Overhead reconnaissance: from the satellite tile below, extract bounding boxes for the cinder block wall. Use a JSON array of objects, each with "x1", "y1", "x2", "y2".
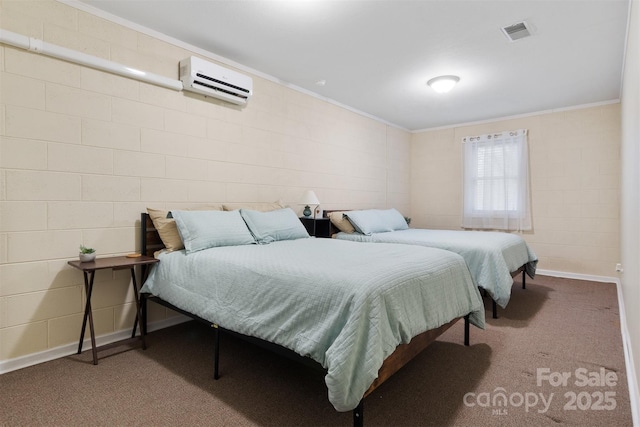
[{"x1": 0, "y1": 0, "x2": 411, "y2": 362}]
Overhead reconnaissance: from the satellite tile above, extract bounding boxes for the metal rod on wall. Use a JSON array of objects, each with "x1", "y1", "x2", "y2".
[{"x1": 0, "y1": 29, "x2": 183, "y2": 91}]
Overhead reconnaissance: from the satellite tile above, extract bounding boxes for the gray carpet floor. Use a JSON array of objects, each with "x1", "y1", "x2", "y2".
[{"x1": 0, "y1": 275, "x2": 633, "y2": 426}]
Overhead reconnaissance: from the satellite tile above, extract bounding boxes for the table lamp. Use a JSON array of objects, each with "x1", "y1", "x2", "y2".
[{"x1": 299, "y1": 190, "x2": 320, "y2": 218}]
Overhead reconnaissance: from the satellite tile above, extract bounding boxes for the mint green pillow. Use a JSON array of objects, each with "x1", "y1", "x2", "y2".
[
  {"x1": 345, "y1": 208, "x2": 408, "y2": 235},
  {"x1": 240, "y1": 208, "x2": 310, "y2": 244},
  {"x1": 172, "y1": 210, "x2": 255, "y2": 253},
  {"x1": 380, "y1": 208, "x2": 409, "y2": 231}
]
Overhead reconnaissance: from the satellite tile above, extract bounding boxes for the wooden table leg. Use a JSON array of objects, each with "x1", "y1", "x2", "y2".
[
  {"x1": 78, "y1": 271, "x2": 98, "y2": 365},
  {"x1": 129, "y1": 268, "x2": 146, "y2": 350}
]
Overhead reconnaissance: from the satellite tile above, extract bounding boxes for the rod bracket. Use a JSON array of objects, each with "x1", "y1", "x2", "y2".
[{"x1": 28, "y1": 37, "x2": 43, "y2": 52}]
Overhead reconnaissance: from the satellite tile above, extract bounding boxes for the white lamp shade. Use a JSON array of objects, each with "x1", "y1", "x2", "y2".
[
  {"x1": 427, "y1": 75, "x2": 460, "y2": 93},
  {"x1": 299, "y1": 190, "x2": 320, "y2": 206}
]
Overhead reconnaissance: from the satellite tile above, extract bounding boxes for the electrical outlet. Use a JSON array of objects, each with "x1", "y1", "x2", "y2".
[{"x1": 615, "y1": 263, "x2": 623, "y2": 273}]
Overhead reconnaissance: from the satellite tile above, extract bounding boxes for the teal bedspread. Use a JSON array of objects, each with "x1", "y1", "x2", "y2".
[
  {"x1": 335, "y1": 229, "x2": 538, "y2": 308},
  {"x1": 141, "y1": 238, "x2": 484, "y2": 412}
]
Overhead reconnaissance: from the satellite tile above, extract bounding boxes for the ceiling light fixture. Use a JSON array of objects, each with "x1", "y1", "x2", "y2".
[{"x1": 427, "y1": 75, "x2": 460, "y2": 93}]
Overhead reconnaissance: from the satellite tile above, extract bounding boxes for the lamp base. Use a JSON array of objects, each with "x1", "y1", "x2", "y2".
[{"x1": 303, "y1": 205, "x2": 312, "y2": 217}]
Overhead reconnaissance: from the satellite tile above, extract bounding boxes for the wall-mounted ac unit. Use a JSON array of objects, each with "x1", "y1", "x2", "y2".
[{"x1": 179, "y1": 56, "x2": 253, "y2": 105}]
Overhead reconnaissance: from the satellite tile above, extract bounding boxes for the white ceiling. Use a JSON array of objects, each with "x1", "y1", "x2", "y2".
[{"x1": 76, "y1": 0, "x2": 630, "y2": 131}]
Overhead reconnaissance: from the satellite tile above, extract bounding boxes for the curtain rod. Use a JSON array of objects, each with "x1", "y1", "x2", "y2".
[{"x1": 462, "y1": 129, "x2": 528, "y2": 143}]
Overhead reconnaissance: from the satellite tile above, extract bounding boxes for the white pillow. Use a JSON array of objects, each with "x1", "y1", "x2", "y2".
[
  {"x1": 240, "y1": 208, "x2": 310, "y2": 244},
  {"x1": 345, "y1": 208, "x2": 408, "y2": 235},
  {"x1": 172, "y1": 210, "x2": 255, "y2": 253}
]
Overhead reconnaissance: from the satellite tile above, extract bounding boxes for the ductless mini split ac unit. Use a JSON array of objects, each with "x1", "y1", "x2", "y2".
[{"x1": 179, "y1": 56, "x2": 253, "y2": 105}]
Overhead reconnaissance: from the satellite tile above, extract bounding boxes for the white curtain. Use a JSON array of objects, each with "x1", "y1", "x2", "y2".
[{"x1": 462, "y1": 129, "x2": 532, "y2": 231}]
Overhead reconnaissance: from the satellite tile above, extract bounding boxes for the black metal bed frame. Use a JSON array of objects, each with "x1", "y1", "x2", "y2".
[{"x1": 139, "y1": 212, "x2": 471, "y2": 427}]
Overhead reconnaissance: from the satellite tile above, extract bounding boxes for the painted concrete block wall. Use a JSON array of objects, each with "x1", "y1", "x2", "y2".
[
  {"x1": 0, "y1": 0, "x2": 411, "y2": 362},
  {"x1": 411, "y1": 103, "x2": 621, "y2": 278}
]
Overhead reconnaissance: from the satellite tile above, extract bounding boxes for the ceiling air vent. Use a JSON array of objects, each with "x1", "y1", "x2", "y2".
[{"x1": 501, "y1": 21, "x2": 532, "y2": 42}]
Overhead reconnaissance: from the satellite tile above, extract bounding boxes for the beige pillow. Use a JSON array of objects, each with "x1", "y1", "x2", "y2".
[
  {"x1": 222, "y1": 201, "x2": 285, "y2": 212},
  {"x1": 147, "y1": 205, "x2": 223, "y2": 251},
  {"x1": 327, "y1": 211, "x2": 355, "y2": 233}
]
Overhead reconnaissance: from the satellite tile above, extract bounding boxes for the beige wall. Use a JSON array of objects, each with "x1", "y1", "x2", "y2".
[
  {"x1": 411, "y1": 103, "x2": 621, "y2": 278},
  {"x1": 620, "y1": 0, "x2": 640, "y2": 404},
  {"x1": 0, "y1": 0, "x2": 411, "y2": 362}
]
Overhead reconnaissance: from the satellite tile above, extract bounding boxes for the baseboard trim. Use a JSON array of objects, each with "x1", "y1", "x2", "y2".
[
  {"x1": 615, "y1": 280, "x2": 640, "y2": 426},
  {"x1": 536, "y1": 269, "x2": 639, "y2": 426},
  {"x1": 0, "y1": 314, "x2": 190, "y2": 375},
  {"x1": 536, "y1": 268, "x2": 619, "y2": 284}
]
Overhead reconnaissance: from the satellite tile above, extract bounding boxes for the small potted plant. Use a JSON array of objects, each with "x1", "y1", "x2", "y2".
[{"x1": 79, "y1": 245, "x2": 96, "y2": 262}]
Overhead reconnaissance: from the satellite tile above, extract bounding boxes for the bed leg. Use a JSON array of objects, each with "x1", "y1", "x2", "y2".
[
  {"x1": 213, "y1": 324, "x2": 220, "y2": 380},
  {"x1": 464, "y1": 315, "x2": 470, "y2": 346},
  {"x1": 353, "y1": 400, "x2": 363, "y2": 427},
  {"x1": 522, "y1": 270, "x2": 526, "y2": 290},
  {"x1": 492, "y1": 300, "x2": 498, "y2": 319}
]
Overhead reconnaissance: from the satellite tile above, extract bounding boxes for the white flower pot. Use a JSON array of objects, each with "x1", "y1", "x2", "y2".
[{"x1": 79, "y1": 252, "x2": 96, "y2": 262}]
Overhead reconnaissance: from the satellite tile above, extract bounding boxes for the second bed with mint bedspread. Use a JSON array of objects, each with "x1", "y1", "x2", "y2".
[{"x1": 335, "y1": 228, "x2": 538, "y2": 308}]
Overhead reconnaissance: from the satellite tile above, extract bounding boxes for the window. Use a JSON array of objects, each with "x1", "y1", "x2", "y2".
[{"x1": 462, "y1": 129, "x2": 531, "y2": 231}]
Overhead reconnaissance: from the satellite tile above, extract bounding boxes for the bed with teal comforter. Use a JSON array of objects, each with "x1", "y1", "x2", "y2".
[
  {"x1": 141, "y1": 237, "x2": 484, "y2": 412},
  {"x1": 334, "y1": 229, "x2": 538, "y2": 309}
]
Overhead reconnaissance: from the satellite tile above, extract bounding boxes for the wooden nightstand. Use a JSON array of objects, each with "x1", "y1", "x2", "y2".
[
  {"x1": 68, "y1": 255, "x2": 159, "y2": 365},
  {"x1": 299, "y1": 217, "x2": 332, "y2": 238}
]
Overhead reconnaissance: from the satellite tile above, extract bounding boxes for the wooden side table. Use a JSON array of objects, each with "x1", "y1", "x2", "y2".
[{"x1": 68, "y1": 255, "x2": 159, "y2": 365}]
